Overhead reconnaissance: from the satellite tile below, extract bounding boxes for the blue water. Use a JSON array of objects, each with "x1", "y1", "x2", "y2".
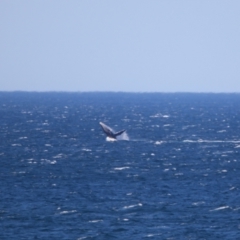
[{"x1": 1, "y1": 92, "x2": 240, "y2": 239}]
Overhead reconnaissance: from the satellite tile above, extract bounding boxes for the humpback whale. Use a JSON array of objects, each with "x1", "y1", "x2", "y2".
[{"x1": 99, "y1": 122, "x2": 126, "y2": 140}]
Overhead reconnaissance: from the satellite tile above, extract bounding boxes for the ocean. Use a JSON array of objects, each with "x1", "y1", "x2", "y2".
[{"x1": 1, "y1": 92, "x2": 240, "y2": 239}]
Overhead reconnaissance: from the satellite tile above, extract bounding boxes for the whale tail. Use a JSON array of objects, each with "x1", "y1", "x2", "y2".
[
  {"x1": 99, "y1": 122, "x2": 126, "y2": 139},
  {"x1": 114, "y1": 130, "x2": 126, "y2": 138}
]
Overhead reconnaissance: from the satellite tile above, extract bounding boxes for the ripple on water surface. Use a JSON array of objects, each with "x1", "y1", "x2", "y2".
[{"x1": 1, "y1": 92, "x2": 240, "y2": 239}]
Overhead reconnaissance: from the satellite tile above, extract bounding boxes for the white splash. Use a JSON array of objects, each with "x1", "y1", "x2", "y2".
[
  {"x1": 116, "y1": 131, "x2": 129, "y2": 141},
  {"x1": 106, "y1": 137, "x2": 117, "y2": 142}
]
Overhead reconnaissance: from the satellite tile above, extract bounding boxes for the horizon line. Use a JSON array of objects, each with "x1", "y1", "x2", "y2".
[{"x1": 0, "y1": 90, "x2": 240, "y2": 94}]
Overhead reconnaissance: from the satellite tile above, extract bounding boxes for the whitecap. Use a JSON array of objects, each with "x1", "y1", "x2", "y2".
[
  {"x1": 82, "y1": 148, "x2": 92, "y2": 152},
  {"x1": 114, "y1": 167, "x2": 130, "y2": 171},
  {"x1": 175, "y1": 173, "x2": 183, "y2": 176},
  {"x1": 184, "y1": 139, "x2": 240, "y2": 143},
  {"x1": 53, "y1": 154, "x2": 63, "y2": 159},
  {"x1": 155, "y1": 141, "x2": 163, "y2": 145},
  {"x1": 151, "y1": 124, "x2": 160, "y2": 128},
  {"x1": 150, "y1": 113, "x2": 162, "y2": 118},
  {"x1": 123, "y1": 203, "x2": 142, "y2": 209},
  {"x1": 11, "y1": 144, "x2": 22, "y2": 146},
  {"x1": 146, "y1": 233, "x2": 162, "y2": 238},
  {"x1": 183, "y1": 140, "x2": 195, "y2": 143},
  {"x1": 89, "y1": 220, "x2": 103, "y2": 223},
  {"x1": 41, "y1": 159, "x2": 57, "y2": 164},
  {"x1": 182, "y1": 125, "x2": 195, "y2": 130},
  {"x1": 59, "y1": 210, "x2": 77, "y2": 214},
  {"x1": 19, "y1": 136, "x2": 28, "y2": 140},
  {"x1": 42, "y1": 130, "x2": 50, "y2": 133},
  {"x1": 218, "y1": 130, "x2": 227, "y2": 133},
  {"x1": 192, "y1": 201, "x2": 205, "y2": 206},
  {"x1": 163, "y1": 163, "x2": 172, "y2": 166},
  {"x1": 210, "y1": 206, "x2": 230, "y2": 211}
]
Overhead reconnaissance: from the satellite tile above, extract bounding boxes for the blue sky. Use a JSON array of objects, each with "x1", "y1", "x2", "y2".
[{"x1": 1, "y1": 1, "x2": 240, "y2": 92}]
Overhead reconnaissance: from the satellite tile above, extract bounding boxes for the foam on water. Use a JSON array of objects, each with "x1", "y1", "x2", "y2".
[{"x1": 105, "y1": 137, "x2": 115, "y2": 142}]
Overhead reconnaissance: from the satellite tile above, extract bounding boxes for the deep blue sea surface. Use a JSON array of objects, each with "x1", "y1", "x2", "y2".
[{"x1": 1, "y1": 92, "x2": 240, "y2": 239}]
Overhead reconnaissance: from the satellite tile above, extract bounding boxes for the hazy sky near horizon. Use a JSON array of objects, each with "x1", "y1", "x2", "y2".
[{"x1": 1, "y1": 1, "x2": 240, "y2": 92}]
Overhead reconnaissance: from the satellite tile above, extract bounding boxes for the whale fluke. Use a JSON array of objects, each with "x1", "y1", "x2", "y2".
[{"x1": 99, "y1": 122, "x2": 126, "y2": 139}]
